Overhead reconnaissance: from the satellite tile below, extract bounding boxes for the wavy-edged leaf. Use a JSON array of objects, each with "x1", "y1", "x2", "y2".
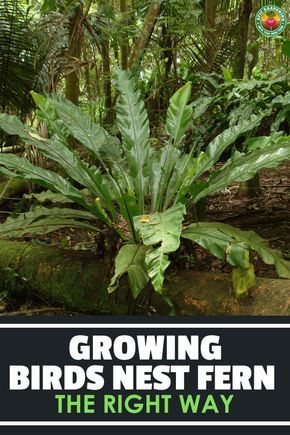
[
  {"x1": 153, "y1": 83, "x2": 193, "y2": 211},
  {"x1": 108, "y1": 244, "x2": 149, "y2": 299},
  {"x1": 134, "y1": 203, "x2": 186, "y2": 293},
  {"x1": 0, "y1": 154, "x2": 91, "y2": 210},
  {"x1": 163, "y1": 154, "x2": 198, "y2": 209},
  {"x1": 35, "y1": 95, "x2": 140, "y2": 235},
  {"x1": 232, "y1": 264, "x2": 256, "y2": 297},
  {"x1": 0, "y1": 113, "x2": 30, "y2": 137},
  {"x1": 150, "y1": 146, "x2": 180, "y2": 211},
  {"x1": 0, "y1": 113, "x2": 135, "y2": 239},
  {"x1": 113, "y1": 69, "x2": 150, "y2": 214},
  {"x1": 32, "y1": 92, "x2": 110, "y2": 157},
  {"x1": 171, "y1": 153, "x2": 205, "y2": 207},
  {"x1": 193, "y1": 142, "x2": 290, "y2": 203},
  {"x1": 244, "y1": 133, "x2": 284, "y2": 152},
  {"x1": 182, "y1": 222, "x2": 249, "y2": 268},
  {"x1": 24, "y1": 190, "x2": 74, "y2": 204},
  {"x1": 0, "y1": 113, "x2": 117, "y2": 221},
  {"x1": 0, "y1": 207, "x2": 99, "y2": 238},
  {"x1": 194, "y1": 112, "x2": 270, "y2": 179},
  {"x1": 165, "y1": 82, "x2": 192, "y2": 147},
  {"x1": 32, "y1": 93, "x2": 131, "y2": 208},
  {"x1": 182, "y1": 222, "x2": 290, "y2": 279}
]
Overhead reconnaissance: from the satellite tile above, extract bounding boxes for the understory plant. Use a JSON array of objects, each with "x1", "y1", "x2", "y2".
[
  {"x1": 190, "y1": 68, "x2": 290, "y2": 152},
  {"x1": 0, "y1": 70, "x2": 289, "y2": 303}
]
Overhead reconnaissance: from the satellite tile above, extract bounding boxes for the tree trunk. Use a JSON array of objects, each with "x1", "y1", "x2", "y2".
[
  {"x1": 159, "y1": 22, "x2": 173, "y2": 110},
  {"x1": 245, "y1": 0, "x2": 260, "y2": 78},
  {"x1": 83, "y1": 41, "x2": 92, "y2": 101},
  {"x1": 65, "y1": 5, "x2": 84, "y2": 105},
  {"x1": 204, "y1": 0, "x2": 218, "y2": 66},
  {"x1": 101, "y1": 39, "x2": 114, "y2": 125},
  {"x1": 128, "y1": 0, "x2": 164, "y2": 69},
  {"x1": 0, "y1": 241, "x2": 289, "y2": 316},
  {"x1": 232, "y1": 0, "x2": 261, "y2": 195},
  {"x1": 232, "y1": 0, "x2": 252, "y2": 79},
  {"x1": 119, "y1": 0, "x2": 129, "y2": 69}
]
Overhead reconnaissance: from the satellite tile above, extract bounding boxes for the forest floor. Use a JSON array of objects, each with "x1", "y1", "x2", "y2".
[
  {"x1": 192, "y1": 161, "x2": 290, "y2": 278},
  {"x1": 0, "y1": 162, "x2": 289, "y2": 315},
  {"x1": 42, "y1": 161, "x2": 290, "y2": 279}
]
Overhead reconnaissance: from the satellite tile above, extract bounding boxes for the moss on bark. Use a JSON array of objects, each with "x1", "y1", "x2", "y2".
[
  {"x1": 0, "y1": 241, "x2": 289, "y2": 315},
  {"x1": 168, "y1": 271, "x2": 290, "y2": 316},
  {"x1": 0, "y1": 240, "x2": 121, "y2": 313}
]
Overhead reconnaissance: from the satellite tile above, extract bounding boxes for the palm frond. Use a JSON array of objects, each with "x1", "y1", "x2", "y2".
[{"x1": 0, "y1": 0, "x2": 40, "y2": 114}]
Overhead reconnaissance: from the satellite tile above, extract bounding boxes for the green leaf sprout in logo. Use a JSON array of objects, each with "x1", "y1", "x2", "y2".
[{"x1": 256, "y1": 5, "x2": 287, "y2": 37}]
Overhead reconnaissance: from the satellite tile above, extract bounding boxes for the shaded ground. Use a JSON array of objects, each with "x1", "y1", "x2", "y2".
[
  {"x1": 19, "y1": 162, "x2": 290, "y2": 281},
  {"x1": 0, "y1": 163, "x2": 289, "y2": 315},
  {"x1": 11, "y1": 163, "x2": 290, "y2": 278},
  {"x1": 189, "y1": 162, "x2": 290, "y2": 278}
]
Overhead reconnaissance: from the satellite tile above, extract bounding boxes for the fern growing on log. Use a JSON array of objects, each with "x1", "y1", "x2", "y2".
[{"x1": 0, "y1": 70, "x2": 289, "y2": 302}]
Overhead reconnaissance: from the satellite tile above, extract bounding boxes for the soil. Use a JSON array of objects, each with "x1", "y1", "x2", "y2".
[
  {"x1": 11, "y1": 162, "x2": 290, "y2": 279},
  {"x1": 36, "y1": 162, "x2": 290, "y2": 279},
  {"x1": 0, "y1": 163, "x2": 289, "y2": 315},
  {"x1": 188, "y1": 162, "x2": 290, "y2": 278}
]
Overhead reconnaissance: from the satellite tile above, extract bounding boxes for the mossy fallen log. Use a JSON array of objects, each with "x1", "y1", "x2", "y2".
[
  {"x1": 0, "y1": 240, "x2": 125, "y2": 314},
  {"x1": 169, "y1": 271, "x2": 290, "y2": 316},
  {"x1": 0, "y1": 240, "x2": 289, "y2": 315}
]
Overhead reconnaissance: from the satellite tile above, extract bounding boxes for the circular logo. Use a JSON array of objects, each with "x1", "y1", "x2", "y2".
[{"x1": 256, "y1": 5, "x2": 287, "y2": 37}]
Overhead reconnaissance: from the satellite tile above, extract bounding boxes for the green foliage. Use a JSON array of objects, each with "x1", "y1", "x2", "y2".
[
  {"x1": 182, "y1": 222, "x2": 290, "y2": 281},
  {"x1": 232, "y1": 265, "x2": 255, "y2": 297},
  {"x1": 153, "y1": 81, "x2": 194, "y2": 211},
  {"x1": 165, "y1": 82, "x2": 193, "y2": 146},
  {"x1": 0, "y1": 70, "x2": 289, "y2": 301},
  {"x1": 282, "y1": 40, "x2": 290, "y2": 58},
  {"x1": 193, "y1": 113, "x2": 270, "y2": 179},
  {"x1": 193, "y1": 142, "x2": 290, "y2": 203},
  {"x1": 191, "y1": 69, "x2": 290, "y2": 152},
  {"x1": 222, "y1": 67, "x2": 233, "y2": 83},
  {"x1": 41, "y1": 0, "x2": 83, "y2": 13},
  {"x1": 113, "y1": 70, "x2": 150, "y2": 215},
  {"x1": 0, "y1": 0, "x2": 40, "y2": 114},
  {"x1": 134, "y1": 203, "x2": 186, "y2": 293},
  {"x1": 0, "y1": 267, "x2": 29, "y2": 299},
  {"x1": 0, "y1": 151, "x2": 93, "y2": 212},
  {"x1": 24, "y1": 190, "x2": 74, "y2": 204},
  {"x1": 0, "y1": 207, "x2": 99, "y2": 238},
  {"x1": 31, "y1": 92, "x2": 115, "y2": 159},
  {"x1": 108, "y1": 244, "x2": 149, "y2": 299}
]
